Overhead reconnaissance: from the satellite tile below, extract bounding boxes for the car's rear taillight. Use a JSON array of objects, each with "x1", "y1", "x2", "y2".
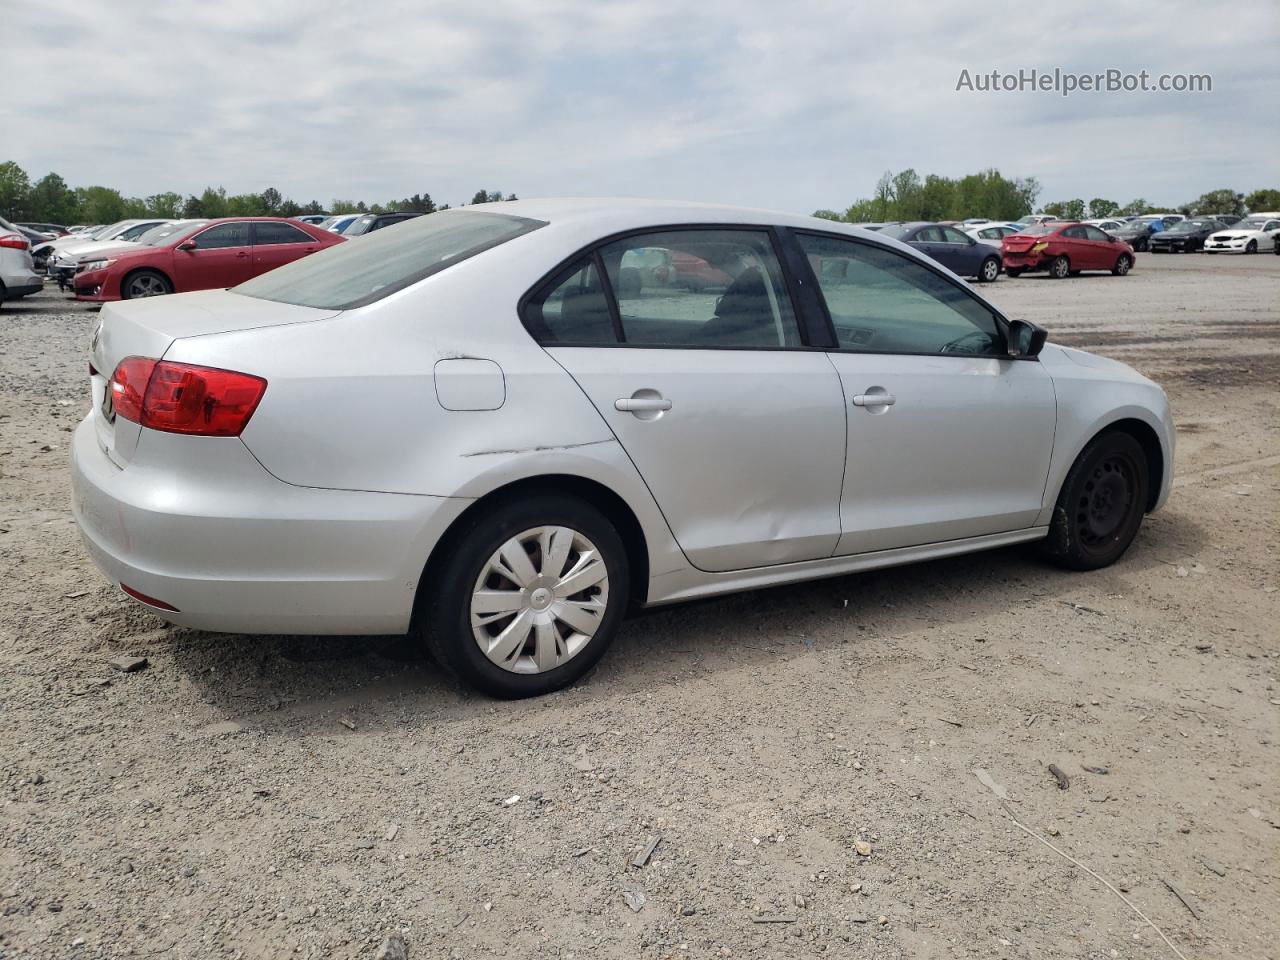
[
  {"x1": 108, "y1": 357, "x2": 267, "y2": 437},
  {"x1": 0, "y1": 234, "x2": 30, "y2": 250}
]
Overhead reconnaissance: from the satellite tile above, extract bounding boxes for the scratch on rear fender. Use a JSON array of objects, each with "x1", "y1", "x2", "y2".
[{"x1": 461, "y1": 439, "x2": 613, "y2": 458}]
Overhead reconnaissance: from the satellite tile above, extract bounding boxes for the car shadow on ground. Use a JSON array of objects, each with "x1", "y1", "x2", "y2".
[{"x1": 164, "y1": 506, "x2": 1207, "y2": 733}]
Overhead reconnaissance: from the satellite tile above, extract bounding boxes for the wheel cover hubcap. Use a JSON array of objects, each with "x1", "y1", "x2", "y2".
[{"x1": 470, "y1": 525, "x2": 609, "y2": 675}]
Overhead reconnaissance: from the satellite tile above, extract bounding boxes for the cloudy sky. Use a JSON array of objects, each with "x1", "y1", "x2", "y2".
[{"x1": 9, "y1": 0, "x2": 1278, "y2": 213}]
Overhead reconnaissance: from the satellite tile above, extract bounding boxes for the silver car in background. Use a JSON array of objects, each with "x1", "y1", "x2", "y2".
[
  {"x1": 1, "y1": 215, "x2": 43, "y2": 304},
  {"x1": 71, "y1": 200, "x2": 1174, "y2": 698}
]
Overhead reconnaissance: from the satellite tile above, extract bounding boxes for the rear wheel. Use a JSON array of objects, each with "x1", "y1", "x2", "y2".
[
  {"x1": 1039, "y1": 431, "x2": 1149, "y2": 570},
  {"x1": 977, "y1": 257, "x2": 1000, "y2": 282},
  {"x1": 419, "y1": 495, "x2": 629, "y2": 698},
  {"x1": 1049, "y1": 255, "x2": 1071, "y2": 279},
  {"x1": 121, "y1": 269, "x2": 172, "y2": 299},
  {"x1": 1112, "y1": 254, "x2": 1132, "y2": 276}
]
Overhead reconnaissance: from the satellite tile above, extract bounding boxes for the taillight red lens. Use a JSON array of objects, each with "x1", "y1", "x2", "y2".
[
  {"x1": 0, "y1": 234, "x2": 30, "y2": 250},
  {"x1": 107, "y1": 357, "x2": 266, "y2": 437},
  {"x1": 109, "y1": 357, "x2": 157, "y2": 424}
]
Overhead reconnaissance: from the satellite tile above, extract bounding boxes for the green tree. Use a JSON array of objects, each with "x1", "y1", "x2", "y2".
[
  {"x1": 1043, "y1": 199, "x2": 1085, "y2": 220},
  {"x1": 146, "y1": 192, "x2": 184, "y2": 218},
  {"x1": 301, "y1": 200, "x2": 326, "y2": 215},
  {"x1": 1087, "y1": 198, "x2": 1119, "y2": 218},
  {"x1": 121, "y1": 197, "x2": 151, "y2": 218},
  {"x1": 1186, "y1": 189, "x2": 1244, "y2": 217},
  {"x1": 29, "y1": 172, "x2": 80, "y2": 224},
  {"x1": 1119, "y1": 198, "x2": 1155, "y2": 216},
  {"x1": 0, "y1": 161, "x2": 33, "y2": 219},
  {"x1": 1244, "y1": 188, "x2": 1280, "y2": 212},
  {"x1": 226, "y1": 193, "x2": 267, "y2": 216},
  {"x1": 260, "y1": 187, "x2": 282, "y2": 213},
  {"x1": 198, "y1": 187, "x2": 229, "y2": 218},
  {"x1": 470, "y1": 190, "x2": 491, "y2": 205},
  {"x1": 181, "y1": 194, "x2": 205, "y2": 217},
  {"x1": 812, "y1": 209, "x2": 844, "y2": 221},
  {"x1": 329, "y1": 199, "x2": 360, "y2": 214},
  {"x1": 76, "y1": 186, "x2": 126, "y2": 224}
]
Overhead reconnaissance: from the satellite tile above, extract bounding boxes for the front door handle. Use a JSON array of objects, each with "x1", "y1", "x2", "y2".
[
  {"x1": 235, "y1": 251, "x2": 249, "y2": 258},
  {"x1": 852, "y1": 393, "x2": 896, "y2": 407},
  {"x1": 615, "y1": 397, "x2": 672, "y2": 413}
]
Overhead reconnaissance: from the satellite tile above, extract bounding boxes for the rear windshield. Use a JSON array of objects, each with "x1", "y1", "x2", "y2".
[{"x1": 233, "y1": 210, "x2": 545, "y2": 309}]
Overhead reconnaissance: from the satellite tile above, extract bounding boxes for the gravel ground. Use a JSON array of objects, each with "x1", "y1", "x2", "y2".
[{"x1": 1, "y1": 254, "x2": 1278, "y2": 960}]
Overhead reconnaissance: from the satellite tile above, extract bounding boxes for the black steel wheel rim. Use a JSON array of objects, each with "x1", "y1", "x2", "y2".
[{"x1": 1076, "y1": 454, "x2": 1137, "y2": 547}]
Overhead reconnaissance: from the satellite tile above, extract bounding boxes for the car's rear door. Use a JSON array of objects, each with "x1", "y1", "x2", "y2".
[
  {"x1": 529, "y1": 226, "x2": 847, "y2": 572},
  {"x1": 792, "y1": 230, "x2": 1056, "y2": 554},
  {"x1": 251, "y1": 221, "x2": 321, "y2": 276},
  {"x1": 173, "y1": 221, "x2": 254, "y2": 291}
]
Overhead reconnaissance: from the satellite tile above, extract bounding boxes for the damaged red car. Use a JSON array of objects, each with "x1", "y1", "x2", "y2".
[{"x1": 1001, "y1": 222, "x2": 1135, "y2": 279}]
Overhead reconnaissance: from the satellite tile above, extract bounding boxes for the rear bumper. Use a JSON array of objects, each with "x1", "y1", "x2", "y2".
[
  {"x1": 70, "y1": 415, "x2": 470, "y2": 634},
  {"x1": 1, "y1": 280, "x2": 43, "y2": 300},
  {"x1": 1001, "y1": 252, "x2": 1048, "y2": 270}
]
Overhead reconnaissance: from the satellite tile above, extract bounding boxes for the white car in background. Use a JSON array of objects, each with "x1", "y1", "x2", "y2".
[
  {"x1": 1084, "y1": 219, "x2": 1126, "y2": 235},
  {"x1": 71, "y1": 199, "x2": 1175, "y2": 698},
  {"x1": 962, "y1": 221, "x2": 1023, "y2": 249},
  {"x1": 32, "y1": 220, "x2": 166, "y2": 270},
  {"x1": 1203, "y1": 215, "x2": 1280, "y2": 254}
]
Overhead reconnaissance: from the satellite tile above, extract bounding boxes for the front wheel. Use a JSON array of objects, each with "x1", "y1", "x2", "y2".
[
  {"x1": 1134, "y1": 238, "x2": 1148, "y2": 252},
  {"x1": 1112, "y1": 255, "x2": 1132, "y2": 276},
  {"x1": 419, "y1": 495, "x2": 630, "y2": 698},
  {"x1": 1039, "y1": 431, "x2": 1149, "y2": 570},
  {"x1": 121, "y1": 269, "x2": 172, "y2": 299},
  {"x1": 1049, "y1": 255, "x2": 1071, "y2": 279},
  {"x1": 1004, "y1": 267, "x2": 1024, "y2": 278},
  {"x1": 1246, "y1": 240, "x2": 1257, "y2": 254},
  {"x1": 977, "y1": 257, "x2": 1000, "y2": 282}
]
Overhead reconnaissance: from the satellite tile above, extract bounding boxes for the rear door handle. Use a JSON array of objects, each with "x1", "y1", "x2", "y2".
[
  {"x1": 615, "y1": 397, "x2": 672, "y2": 412},
  {"x1": 852, "y1": 393, "x2": 896, "y2": 407},
  {"x1": 235, "y1": 251, "x2": 249, "y2": 258}
]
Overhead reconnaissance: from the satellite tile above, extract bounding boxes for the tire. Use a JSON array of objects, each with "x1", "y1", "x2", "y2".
[
  {"x1": 1134, "y1": 238, "x2": 1148, "y2": 252},
  {"x1": 1246, "y1": 240, "x2": 1257, "y2": 254},
  {"x1": 1039, "y1": 431, "x2": 1150, "y2": 571},
  {"x1": 977, "y1": 257, "x2": 1000, "y2": 282},
  {"x1": 419, "y1": 494, "x2": 630, "y2": 698},
  {"x1": 1005, "y1": 267, "x2": 1024, "y2": 278},
  {"x1": 121, "y1": 269, "x2": 172, "y2": 299},
  {"x1": 1049, "y1": 255, "x2": 1070, "y2": 279},
  {"x1": 1111, "y1": 255, "x2": 1132, "y2": 276}
]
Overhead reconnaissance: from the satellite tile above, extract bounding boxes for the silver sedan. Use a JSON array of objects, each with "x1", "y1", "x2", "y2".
[{"x1": 71, "y1": 199, "x2": 1174, "y2": 697}]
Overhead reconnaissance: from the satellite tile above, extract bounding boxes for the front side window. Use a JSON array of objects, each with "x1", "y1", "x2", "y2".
[
  {"x1": 235, "y1": 210, "x2": 543, "y2": 310},
  {"x1": 1082, "y1": 225, "x2": 1110, "y2": 242},
  {"x1": 254, "y1": 222, "x2": 314, "y2": 245},
  {"x1": 598, "y1": 229, "x2": 800, "y2": 348},
  {"x1": 797, "y1": 233, "x2": 1003, "y2": 357},
  {"x1": 194, "y1": 222, "x2": 251, "y2": 249}
]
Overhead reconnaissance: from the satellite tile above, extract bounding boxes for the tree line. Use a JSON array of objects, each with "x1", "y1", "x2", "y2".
[
  {"x1": 0, "y1": 161, "x2": 516, "y2": 225},
  {"x1": 814, "y1": 167, "x2": 1280, "y2": 224}
]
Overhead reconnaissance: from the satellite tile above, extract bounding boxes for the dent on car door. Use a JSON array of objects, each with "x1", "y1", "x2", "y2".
[
  {"x1": 528, "y1": 227, "x2": 847, "y2": 572},
  {"x1": 793, "y1": 232, "x2": 1057, "y2": 554}
]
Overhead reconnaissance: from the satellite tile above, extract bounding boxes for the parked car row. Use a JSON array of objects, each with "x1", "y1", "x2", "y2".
[{"x1": 0, "y1": 215, "x2": 44, "y2": 305}]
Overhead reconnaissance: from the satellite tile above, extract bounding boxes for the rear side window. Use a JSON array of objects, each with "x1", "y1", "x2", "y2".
[
  {"x1": 195, "y1": 223, "x2": 251, "y2": 249},
  {"x1": 254, "y1": 222, "x2": 314, "y2": 245},
  {"x1": 525, "y1": 259, "x2": 616, "y2": 344},
  {"x1": 234, "y1": 211, "x2": 545, "y2": 310}
]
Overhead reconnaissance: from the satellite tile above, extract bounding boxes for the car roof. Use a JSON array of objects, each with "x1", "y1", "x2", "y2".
[{"x1": 473, "y1": 197, "x2": 914, "y2": 237}]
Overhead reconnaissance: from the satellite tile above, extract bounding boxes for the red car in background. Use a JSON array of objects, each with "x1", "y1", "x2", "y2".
[
  {"x1": 1001, "y1": 221, "x2": 1135, "y2": 279},
  {"x1": 73, "y1": 218, "x2": 344, "y2": 301}
]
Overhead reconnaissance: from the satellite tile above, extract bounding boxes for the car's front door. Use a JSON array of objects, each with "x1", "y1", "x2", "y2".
[
  {"x1": 1080, "y1": 224, "x2": 1117, "y2": 268},
  {"x1": 174, "y1": 221, "x2": 255, "y2": 290},
  {"x1": 528, "y1": 227, "x2": 847, "y2": 572},
  {"x1": 793, "y1": 231, "x2": 1057, "y2": 555},
  {"x1": 937, "y1": 225, "x2": 983, "y2": 276},
  {"x1": 251, "y1": 221, "x2": 320, "y2": 276}
]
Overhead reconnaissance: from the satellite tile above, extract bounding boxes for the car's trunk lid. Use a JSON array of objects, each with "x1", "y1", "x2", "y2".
[
  {"x1": 1002, "y1": 236, "x2": 1040, "y2": 253},
  {"x1": 89, "y1": 290, "x2": 340, "y2": 467}
]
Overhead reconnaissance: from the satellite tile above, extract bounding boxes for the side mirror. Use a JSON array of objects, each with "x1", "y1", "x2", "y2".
[
  {"x1": 1006, "y1": 319, "x2": 1048, "y2": 359},
  {"x1": 177, "y1": 240, "x2": 197, "y2": 251}
]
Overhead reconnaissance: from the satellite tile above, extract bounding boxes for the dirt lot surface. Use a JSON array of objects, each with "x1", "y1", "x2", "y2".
[{"x1": 2, "y1": 254, "x2": 1277, "y2": 960}]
